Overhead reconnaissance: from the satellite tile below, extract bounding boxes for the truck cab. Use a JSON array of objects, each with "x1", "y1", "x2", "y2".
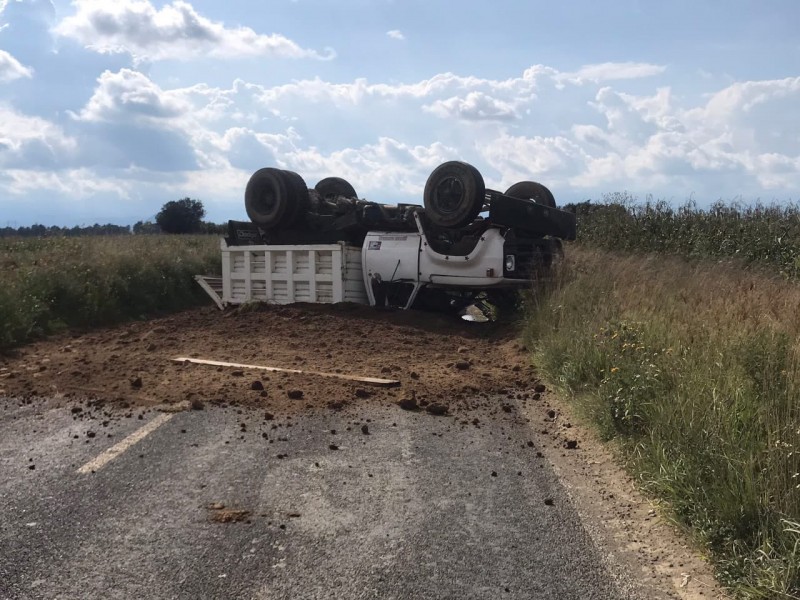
[{"x1": 363, "y1": 211, "x2": 555, "y2": 310}]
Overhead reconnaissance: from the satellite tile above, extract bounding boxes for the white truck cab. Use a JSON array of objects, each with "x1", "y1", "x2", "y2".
[{"x1": 363, "y1": 212, "x2": 527, "y2": 310}]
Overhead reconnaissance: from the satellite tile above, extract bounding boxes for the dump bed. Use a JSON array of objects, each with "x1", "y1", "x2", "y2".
[{"x1": 219, "y1": 238, "x2": 368, "y2": 306}]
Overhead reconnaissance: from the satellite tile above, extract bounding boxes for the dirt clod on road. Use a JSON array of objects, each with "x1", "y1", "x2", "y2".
[{"x1": 208, "y1": 506, "x2": 251, "y2": 524}]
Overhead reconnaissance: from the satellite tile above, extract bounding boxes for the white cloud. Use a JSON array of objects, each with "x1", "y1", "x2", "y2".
[
  {"x1": 588, "y1": 87, "x2": 659, "y2": 149},
  {"x1": 685, "y1": 77, "x2": 800, "y2": 157},
  {"x1": 562, "y1": 77, "x2": 800, "y2": 194},
  {"x1": 699, "y1": 77, "x2": 800, "y2": 116},
  {"x1": 74, "y1": 68, "x2": 191, "y2": 123},
  {"x1": 386, "y1": 29, "x2": 404, "y2": 41},
  {"x1": 745, "y1": 153, "x2": 800, "y2": 190},
  {"x1": 254, "y1": 70, "x2": 539, "y2": 106},
  {"x1": 0, "y1": 106, "x2": 76, "y2": 167},
  {"x1": 556, "y1": 61, "x2": 667, "y2": 85},
  {"x1": 211, "y1": 126, "x2": 300, "y2": 171},
  {"x1": 682, "y1": 77, "x2": 800, "y2": 189},
  {"x1": 424, "y1": 91, "x2": 520, "y2": 121},
  {"x1": 0, "y1": 167, "x2": 128, "y2": 197},
  {"x1": 281, "y1": 137, "x2": 458, "y2": 197},
  {"x1": 244, "y1": 63, "x2": 665, "y2": 131},
  {"x1": 479, "y1": 133, "x2": 588, "y2": 189},
  {"x1": 0, "y1": 49, "x2": 33, "y2": 81},
  {"x1": 54, "y1": 0, "x2": 335, "y2": 62}
]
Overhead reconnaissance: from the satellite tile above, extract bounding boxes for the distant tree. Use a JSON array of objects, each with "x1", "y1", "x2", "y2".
[
  {"x1": 199, "y1": 221, "x2": 227, "y2": 235},
  {"x1": 0, "y1": 223, "x2": 130, "y2": 238},
  {"x1": 155, "y1": 198, "x2": 206, "y2": 234},
  {"x1": 133, "y1": 220, "x2": 161, "y2": 235}
]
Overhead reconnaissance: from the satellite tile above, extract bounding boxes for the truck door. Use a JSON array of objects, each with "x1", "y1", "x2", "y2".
[{"x1": 362, "y1": 232, "x2": 422, "y2": 308}]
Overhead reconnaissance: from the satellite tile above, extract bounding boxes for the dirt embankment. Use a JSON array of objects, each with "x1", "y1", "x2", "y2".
[{"x1": 0, "y1": 303, "x2": 537, "y2": 415}]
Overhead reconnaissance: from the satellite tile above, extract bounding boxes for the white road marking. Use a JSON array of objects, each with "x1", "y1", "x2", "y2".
[{"x1": 77, "y1": 412, "x2": 174, "y2": 474}]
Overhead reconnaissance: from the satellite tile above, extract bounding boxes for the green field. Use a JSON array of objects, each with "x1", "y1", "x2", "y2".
[
  {"x1": 0, "y1": 234, "x2": 220, "y2": 352},
  {"x1": 571, "y1": 198, "x2": 800, "y2": 277}
]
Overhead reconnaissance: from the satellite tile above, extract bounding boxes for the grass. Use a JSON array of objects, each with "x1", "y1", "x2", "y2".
[
  {"x1": 524, "y1": 246, "x2": 800, "y2": 598},
  {"x1": 0, "y1": 235, "x2": 220, "y2": 352}
]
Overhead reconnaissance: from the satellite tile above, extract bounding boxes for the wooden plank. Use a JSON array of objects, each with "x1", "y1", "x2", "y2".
[
  {"x1": 172, "y1": 357, "x2": 401, "y2": 388},
  {"x1": 194, "y1": 275, "x2": 225, "y2": 311}
]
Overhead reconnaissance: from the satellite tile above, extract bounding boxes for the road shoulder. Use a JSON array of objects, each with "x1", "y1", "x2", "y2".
[{"x1": 522, "y1": 388, "x2": 728, "y2": 600}]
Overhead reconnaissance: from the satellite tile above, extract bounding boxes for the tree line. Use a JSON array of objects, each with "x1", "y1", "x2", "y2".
[{"x1": 1, "y1": 198, "x2": 227, "y2": 237}]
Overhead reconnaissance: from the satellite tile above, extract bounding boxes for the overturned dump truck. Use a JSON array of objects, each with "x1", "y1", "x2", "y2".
[{"x1": 199, "y1": 161, "x2": 576, "y2": 312}]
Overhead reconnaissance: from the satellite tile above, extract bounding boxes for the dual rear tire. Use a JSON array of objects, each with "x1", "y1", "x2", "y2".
[
  {"x1": 244, "y1": 168, "x2": 310, "y2": 229},
  {"x1": 245, "y1": 171, "x2": 362, "y2": 230},
  {"x1": 421, "y1": 162, "x2": 557, "y2": 228},
  {"x1": 315, "y1": 177, "x2": 357, "y2": 200},
  {"x1": 504, "y1": 181, "x2": 556, "y2": 208}
]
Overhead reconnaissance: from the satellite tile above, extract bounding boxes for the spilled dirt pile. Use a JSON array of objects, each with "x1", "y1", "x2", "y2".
[{"x1": 0, "y1": 303, "x2": 540, "y2": 416}]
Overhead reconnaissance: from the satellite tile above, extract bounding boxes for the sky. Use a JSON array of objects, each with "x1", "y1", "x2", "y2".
[{"x1": 0, "y1": 0, "x2": 798, "y2": 227}]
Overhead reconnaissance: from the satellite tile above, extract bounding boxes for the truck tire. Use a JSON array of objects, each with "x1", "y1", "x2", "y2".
[
  {"x1": 505, "y1": 181, "x2": 556, "y2": 208},
  {"x1": 281, "y1": 169, "x2": 310, "y2": 226},
  {"x1": 245, "y1": 168, "x2": 292, "y2": 229},
  {"x1": 315, "y1": 177, "x2": 358, "y2": 199},
  {"x1": 424, "y1": 161, "x2": 485, "y2": 228}
]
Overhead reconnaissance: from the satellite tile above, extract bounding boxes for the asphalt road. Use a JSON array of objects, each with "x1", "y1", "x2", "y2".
[{"x1": 0, "y1": 395, "x2": 629, "y2": 600}]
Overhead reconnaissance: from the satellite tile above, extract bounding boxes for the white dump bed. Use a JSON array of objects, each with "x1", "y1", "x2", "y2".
[{"x1": 220, "y1": 239, "x2": 368, "y2": 306}]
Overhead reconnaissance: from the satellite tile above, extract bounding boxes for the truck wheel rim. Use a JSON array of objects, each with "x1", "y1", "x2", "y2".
[
  {"x1": 432, "y1": 176, "x2": 465, "y2": 215},
  {"x1": 255, "y1": 187, "x2": 279, "y2": 219}
]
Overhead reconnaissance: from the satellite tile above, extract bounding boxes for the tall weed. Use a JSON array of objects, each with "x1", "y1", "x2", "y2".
[
  {"x1": 526, "y1": 247, "x2": 800, "y2": 598},
  {"x1": 0, "y1": 235, "x2": 220, "y2": 351}
]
